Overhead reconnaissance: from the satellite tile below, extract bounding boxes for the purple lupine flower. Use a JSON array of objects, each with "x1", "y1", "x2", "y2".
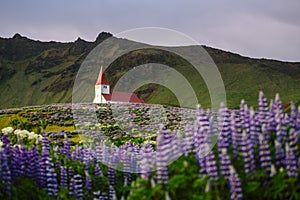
[
  {"x1": 243, "y1": 104, "x2": 251, "y2": 135},
  {"x1": 272, "y1": 93, "x2": 284, "y2": 117},
  {"x1": 298, "y1": 158, "x2": 300, "y2": 172},
  {"x1": 93, "y1": 190, "x2": 101, "y2": 200},
  {"x1": 28, "y1": 146, "x2": 40, "y2": 183},
  {"x1": 126, "y1": 142, "x2": 140, "y2": 174},
  {"x1": 285, "y1": 143, "x2": 298, "y2": 177},
  {"x1": 249, "y1": 108, "x2": 259, "y2": 146},
  {"x1": 95, "y1": 141, "x2": 110, "y2": 165},
  {"x1": 258, "y1": 91, "x2": 269, "y2": 125},
  {"x1": 275, "y1": 112, "x2": 288, "y2": 144},
  {"x1": 288, "y1": 128, "x2": 298, "y2": 157},
  {"x1": 195, "y1": 105, "x2": 210, "y2": 134},
  {"x1": 109, "y1": 185, "x2": 116, "y2": 200},
  {"x1": 46, "y1": 158, "x2": 59, "y2": 197},
  {"x1": 83, "y1": 147, "x2": 93, "y2": 170},
  {"x1": 121, "y1": 144, "x2": 132, "y2": 186},
  {"x1": 275, "y1": 140, "x2": 285, "y2": 167},
  {"x1": 218, "y1": 102, "x2": 231, "y2": 151},
  {"x1": 95, "y1": 143, "x2": 104, "y2": 163},
  {"x1": 39, "y1": 137, "x2": 51, "y2": 188},
  {"x1": 42, "y1": 137, "x2": 50, "y2": 152},
  {"x1": 266, "y1": 112, "x2": 277, "y2": 133},
  {"x1": 0, "y1": 150, "x2": 12, "y2": 197},
  {"x1": 68, "y1": 166, "x2": 74, "y2": 192},
  {"x1": 71, "y1": 174, "x2": 83, "y2": 200},
  {"x1": 68, "y1": 172, "x2": 74, "y2": 197},
  {"x1": 63, "y1": 139, "x2": 71, "y2": 158},
  {"x1": 107, "y1": 145, "x2": 119, "y2": 187},
  {"x1": 100, "y1": 195, "x2": 109, "y2": 200},
  {"x1": 60, "y1": 166, "x2": 68, "y2": 188},
  {"x1": 84, "y1": 170, "x2": 92, "y2": 191},
  {"x1": 12, "y1": 145, "x2": 22, "y2": 183},
  {"x1": 170, "y1": 131, "x2": 184, "y2": 162},
  {"x1": 55, "y1": 158, "x2": 61, "y2": 175},
  {"x1": 230, "y1": 112, "x2": 239, "y2": 158},
  {"x1": 289, "y1": 102, "x2": 297, "y2": 129},
  {"x1": 296, "y1": 106, "x2": 300, "y2": 131},
  {"x1": 94, "y1": 163, "x2": 103, "y2": 177},
  {"x1": 72, "y1": 145, "x2": 84, "y2": 162},
  {"x1": 0, "y1": 150, "x2": 3, "y2": 178},
  {"x1": 239, "y1": 100, "x2": 246, "y2": 128},
  {"x1": 183, "y1": 125, "x2": 194, "y2": 156},
  {"x1": 231, "y1": 112, "x2": 241, "y2": 158},
  {"x1": 2, "y1": 134, "x2": 14, "y2": 184},
  {"x1": 20, "y1": 146, "x2": 29, "y2": 178},
  {"x1": 156, "y1": 127, "x2": 173, "y2": 185},
  {"x1": 259, "y1": 131, "x2": 272, "y2": 176},
  {"x1": 2, "y1": 134, "x2": 13, "y2": 163},
  {"x1": 262, "y1": 123, "x2": 271, "y2": 143},
  {"x1": 194, "y1": 105, "x2": 209, "y2": 176},
  {"x1": 219, "y1": 147, "x2": 231, "y2": 180},
  {"x1": 107, "y1": 149, "x2": 116, "y2": 185},
  {"x1": 204, "y1": 144, "x2": 218, "y2": 181},
  {"x1": 241, "y1": 131, "x2": 255, "y2": 175},
  {"x1": 229, "y1": 166, "x2": 243, "y2": 200},
  {"x1": 140, "y1": 143, "x2": 154, "y2": 180}
]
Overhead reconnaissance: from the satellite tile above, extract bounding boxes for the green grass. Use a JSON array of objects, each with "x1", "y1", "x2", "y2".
[
  {"x1": 70, "y1": 134, "x2": 93, "y2": 143},
  {"x1": 1, "y1": 36, "x2": 300, "y2": 109},
  {"x1": 45, "y1": 125, "x2": 75, "y2": 132},
  {"x1": 0, "y1": 113, "x2": 75, "y2": 133},
  {"x1": 0, "y1": 114, "x2": 15, "y2": 130}
]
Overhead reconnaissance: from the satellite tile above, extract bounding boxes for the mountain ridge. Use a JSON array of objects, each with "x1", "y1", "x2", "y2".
[
  {"x1": 0, "y1": 32, "x2": 300, "y2": 109},
  {"x1": 3, "y1": 32, "x2": 300, "y2": 63}
]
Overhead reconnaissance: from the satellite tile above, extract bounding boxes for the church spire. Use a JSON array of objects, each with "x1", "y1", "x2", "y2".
[{"x1": 95, "y1": 66, "x2": 109, "y2": 85}]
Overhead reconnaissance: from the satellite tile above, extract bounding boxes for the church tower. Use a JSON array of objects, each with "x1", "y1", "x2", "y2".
[{"x1": 93, "y1": 66, "x2": 110, "y2": 103}]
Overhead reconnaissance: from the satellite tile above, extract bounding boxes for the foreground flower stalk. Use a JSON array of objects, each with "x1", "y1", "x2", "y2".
[{"x1": 0, "y1": 91, "x2": 299, "y2": 199}]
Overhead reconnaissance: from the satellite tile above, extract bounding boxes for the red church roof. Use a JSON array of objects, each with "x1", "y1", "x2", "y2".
[
  {"x1": 102, "y1": 91, "x2": 144, "y2": 103},
  {"x1": 95, "y1": 66, "x2": 144, "y2": 103},
  {"x1": 95, "y1": 66, "x2": 109, "y2": 85}
]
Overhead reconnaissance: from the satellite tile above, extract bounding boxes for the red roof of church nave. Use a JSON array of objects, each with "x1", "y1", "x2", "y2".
[
  {"x1": 102, "y1": 91, "x2": 144, "y2": 103},
  {"x1": 95, "y1": 66, "x2": 144, "y2": 104}
]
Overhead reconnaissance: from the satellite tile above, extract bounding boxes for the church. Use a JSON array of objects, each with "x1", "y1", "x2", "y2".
[{"x1": 93, "y1": 66, "x2": 144, "y2": 104}]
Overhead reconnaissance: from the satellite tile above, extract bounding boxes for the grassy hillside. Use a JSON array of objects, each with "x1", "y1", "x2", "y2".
[{"x1": 0, "y1": 32, "x2": 300, "y2": 109}]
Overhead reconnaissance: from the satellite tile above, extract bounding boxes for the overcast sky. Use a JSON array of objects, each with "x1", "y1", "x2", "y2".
[{"x1": 1, "y1": 0, "x2": 299, "y2": 61}]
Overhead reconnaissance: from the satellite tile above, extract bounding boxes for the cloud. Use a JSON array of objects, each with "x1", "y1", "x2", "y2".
[{"x1": 0, "y1": 0, "x2": 299, "y2": 61}]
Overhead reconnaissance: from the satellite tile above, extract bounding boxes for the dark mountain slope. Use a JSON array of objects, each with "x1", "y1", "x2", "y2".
[{"x1": 0, "y1": 32, "x2": 299, "y2": 109}]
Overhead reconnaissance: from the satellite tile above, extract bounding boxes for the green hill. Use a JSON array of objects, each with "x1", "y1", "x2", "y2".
[{"x1": 0, "y1": 32, "x2": 300, "y2": 109}]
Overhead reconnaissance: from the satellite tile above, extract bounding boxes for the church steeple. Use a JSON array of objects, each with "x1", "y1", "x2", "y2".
[
  {"x1": 93, "y1": 66, "x2": 110, "y2": 103},
  {"x1": 93, "y1": 66, "x2": 144, "y2": 104},
  {"x1": 95, "y1": 66, "x2": 109, "y2": 85}
]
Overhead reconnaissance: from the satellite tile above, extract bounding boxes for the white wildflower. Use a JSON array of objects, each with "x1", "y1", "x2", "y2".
[
  {"x1": 14, "y1": 129, "x2": 30, "y2": 139},
  {"x1": 1, "y1": 127, "x2": 14, "y2": 134},
  {"x1": 183, "y1": 160, "x2": 189, "y2": 168},
  {"x1": 27, "y1": 131, "x2": 36, "y2": 140},
  {"x1": 34, "y1": 134, "x2": 43, "y2": 140},
  {"x1": 13, "y1": 144, "x2": 22, "y2": 149},
  {"x1": 150, "y1": 178, "x2": 156, "y2": 188},
  {"x1": 205, "y1": 180, "x2": 210, "y2": 193},
  {"x1": 279, "y1": 167, "x2": 284, "y2": 173},
  {"x1": 270, "y1": 164, "x2": 276, "y2": 177},
  {"x1": 165, "y1": 192, "x2": 171, "y2": 200}
]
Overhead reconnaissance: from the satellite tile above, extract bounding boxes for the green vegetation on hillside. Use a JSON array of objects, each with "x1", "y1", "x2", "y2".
[{"x1": 0, "y1": 32, "x2": 299, "y2": 109}]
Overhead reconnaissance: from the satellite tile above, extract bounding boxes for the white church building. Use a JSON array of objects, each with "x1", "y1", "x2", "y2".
[{"x1": 93, "y1": 66, "x2": 144, "y2": 104}]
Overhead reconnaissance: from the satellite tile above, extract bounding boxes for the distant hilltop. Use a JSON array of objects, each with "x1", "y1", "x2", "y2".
[{"x1": 0, "y1": 32, "x2": 300, "y2": 109}]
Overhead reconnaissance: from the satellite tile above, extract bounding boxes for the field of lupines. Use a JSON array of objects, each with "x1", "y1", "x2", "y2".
[{"x1": 1, "y1": 91, "x2": 300, "y2": 200}]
